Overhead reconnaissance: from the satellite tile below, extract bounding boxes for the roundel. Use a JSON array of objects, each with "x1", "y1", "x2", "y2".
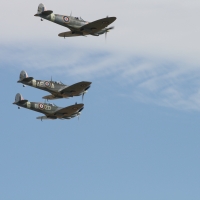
[
  {"x1": 39, "y1": 103, "x2": 44, "y2": 109},
  {"x1": 44, "y1": 81, "x2": 50, "y2": 87},
  {"x1": 63, "y1": 16, "x2": 69, "y2": 23}
]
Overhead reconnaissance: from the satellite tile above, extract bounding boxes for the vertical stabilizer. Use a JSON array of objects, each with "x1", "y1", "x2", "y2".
[
  {"x1": 37, "y1": 3, "x2": 46, "y2": 14},
  {"x1": 19, "y1": 70, "x2": 28, "y2": 81},
  {"x1": 15, "y1": 93, "x2": 24, "y2": 103},
  {"x1": 13, "y1": 93, "x2": 28, "y2": 105}
]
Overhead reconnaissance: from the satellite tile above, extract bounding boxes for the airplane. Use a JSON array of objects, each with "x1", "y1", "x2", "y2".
[
  {"x1": 13, "y1": 93, "x2": 84, "y2": 120},
  {"x1": 17, "y1": 70, "x2": 92, "y2": 101},
  {"x1": 34, "y1": 3, "x2": 116, "y2": 38}
]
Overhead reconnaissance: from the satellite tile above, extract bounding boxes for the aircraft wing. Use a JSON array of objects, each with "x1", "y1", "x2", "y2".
[
  {"x1": 60, "y1": 81, "x2": 91, "y2": 95},
  {"x1": 58, "y1": 31, "x2": 88, "y2": 37},
  {"x1": 36, "y1": 116, "x2": 54, "y2": 120},
  {"x1": 42, "y1": 94, "x2": 63, "y2": 100},
  {"x1": 54, "y1": 104, "x2": 84, "y2": 117},
  {"x1": 81, "y1": 17, "x2": 116, "y2": 33}
]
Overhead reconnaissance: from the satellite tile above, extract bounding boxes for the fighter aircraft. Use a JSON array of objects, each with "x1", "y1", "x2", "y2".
[
  {"x1": 34, "y1": 3, "x2": 116, "y2": 38},
  {"x1": 13, "y1": 93, "x2": 84, "y2": 120},
  {"x1": 17, "y1": 70, "x2": 91, "y2": 101}
]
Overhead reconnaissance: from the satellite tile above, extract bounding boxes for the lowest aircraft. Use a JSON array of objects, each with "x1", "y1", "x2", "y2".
[
  {"x1": 13, "y1": 93, "x2": 84, "y2": 120},
  {"x1": 17, "y1": 70, "x2": 91, "y2": 101},
  {"x1": 34, "y1": 3, "x2": 116, "y2": 38}
]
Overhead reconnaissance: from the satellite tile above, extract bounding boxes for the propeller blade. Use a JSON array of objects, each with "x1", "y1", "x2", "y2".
[{"x1": 82, "y1": 93, "x2": 85, "y2": 101}]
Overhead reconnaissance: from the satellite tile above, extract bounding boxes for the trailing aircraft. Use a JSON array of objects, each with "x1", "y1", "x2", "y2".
[{"x1": 13, "y1": 93, "x2": 84, "y2": 120}]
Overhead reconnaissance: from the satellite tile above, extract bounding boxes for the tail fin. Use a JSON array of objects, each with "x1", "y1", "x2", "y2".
[
  {"x1": 37, "y1": 3, "x2": 46, "y2": 15},
  {"x1": 18, "y1": 70, "x2": 33, "y2": 83},
  {"x1": 13, "y1": 93, "x2": 28, "y2": 104},
  {"x1": 34, "y1": 3, "x2": 53, "y2": 16},
  {"x1": 19, "y1": 70, "x2": 28, "y2": 81}
]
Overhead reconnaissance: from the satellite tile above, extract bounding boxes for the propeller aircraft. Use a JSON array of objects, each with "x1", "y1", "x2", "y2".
[
  {"x1": 17, "y1": 70, "x2": 91, "y2": 101},
  {"x1": 13, "y1": 93, "x2": 84, "y2": 120},
  {"x1": 34, "y1": 3, "x2": 116, "y2": 38}
]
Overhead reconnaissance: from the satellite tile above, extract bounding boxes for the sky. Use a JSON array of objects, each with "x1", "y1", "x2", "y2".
[{"x1": 0, "y1": 0, "x2": 200, "y2": 199}]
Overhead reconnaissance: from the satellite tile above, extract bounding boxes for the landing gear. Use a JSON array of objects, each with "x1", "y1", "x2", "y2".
[
  {"x1": 41, "y1": 18, "x2": 43, "y2": 21},
  {"x1": 18, "y1": 107, "x2": 20, "y2": 109},
  {"x1": 23, "y1": 85, "x2": 25, "y2": 87}
]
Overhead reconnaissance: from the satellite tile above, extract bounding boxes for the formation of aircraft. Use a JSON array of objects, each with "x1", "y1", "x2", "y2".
[
  {"x1": 14, "y1": 70, "x2": 91, "y2": 120},
  {"x1": 18, "y1": 70, "x2": 91, "y2": 101},
  {"x1": 13, "y1": 4, "x2": 117, "y2": 120},
  {"x1": 13, "y1": 93, "x2": 84, "y2": 121},
  {"x1": 34, "y1": 3, "x2": 116, "y2": 38}
]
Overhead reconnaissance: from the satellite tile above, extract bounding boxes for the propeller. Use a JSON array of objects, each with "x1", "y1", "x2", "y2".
[
  {"x1": 77, "y1": 107, "x2": 84, "y2": 120},
  {"x1": 105, "y1": 26, "x2": 114, "y2": 41},
  {"x1": 82, "y1": 86, "x2": 91, "y2": 102},
  {"x1": 82, "y1": 93, "x2": 85, "y2": 101}
]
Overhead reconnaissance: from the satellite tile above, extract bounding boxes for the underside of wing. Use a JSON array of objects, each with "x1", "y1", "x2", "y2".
[
  {"x1": 60, "y1": 81, "x2": 91, "y2": 95},
  {"x1": 58, "y1": 31, "x2": 87, "y2": 37},
  {"x1": 81, "y1": 17, "x2": 116, "y2": 34},
  {"x1": 42, "y1": 94, "x2": 63, "y2": 100},
  {"x1": 54, "y1": 104, "x2": 84, "y2": 117},
  {"x1": 36, "y1": 116, "x2": 56, "y2": 120}
]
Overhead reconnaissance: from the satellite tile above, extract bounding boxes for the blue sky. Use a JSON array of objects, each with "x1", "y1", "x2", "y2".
[{"x1": 1, "y1": 1, "x2": 200, "y2": 199}]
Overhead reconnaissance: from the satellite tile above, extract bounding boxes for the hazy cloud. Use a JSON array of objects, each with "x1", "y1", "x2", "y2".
[{"x1": 1, "y1": 0, "x2": 200, "y2": 110}]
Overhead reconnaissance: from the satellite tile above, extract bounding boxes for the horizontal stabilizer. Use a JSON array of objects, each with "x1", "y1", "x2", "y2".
[
  {"x1": 13, "y1": 100, "x2": 28, "y2": 105},
  {"x1": 19, "y1": 100, "x2": 28, "y2": 104},
  {"x1": 58, "y1": 31, "x2": 87, "y2": 37},
  {"x1": 42, "y1": 10, "x2": 53, "y2": 15},
  {"x1": 18, "y1": 77, "x2": 34, "y2": 83},
  {"x1": 34, "y1": 10, "x2": 53, "y2": 16}
]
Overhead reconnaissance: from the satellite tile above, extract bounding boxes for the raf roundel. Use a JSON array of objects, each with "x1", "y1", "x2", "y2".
[
  {"x1": 44, "y1": 81, "x2": 50, "y2": 87},
  {"x1": 63, "y1": 16, "x2": 69, "y2": 23},
  {"x1": 39, "y1": 103, "x2": 44, "y2": 109}
]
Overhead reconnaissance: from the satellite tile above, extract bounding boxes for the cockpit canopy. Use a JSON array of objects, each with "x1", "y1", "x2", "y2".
[
  {"x1": 75, "y1": 17, "x2": 85, "y2": 22},
  {"x1": 47, "y1": 103, "x2": 57, "y2": 107},
  {"x1": 54, "y1": 81, "x2": 64, "y2": 85}
]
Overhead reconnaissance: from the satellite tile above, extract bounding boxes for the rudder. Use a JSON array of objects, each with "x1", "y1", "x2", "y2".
[
  {"x1": 19, "y1": 70, "x2": 28, "y2": 81},
  {"x1": 13, "y1": 93, "x2": 28, "y2": 104},
  {"x1": 37, "y1": 3, "x2": 46, "y2": 15}
]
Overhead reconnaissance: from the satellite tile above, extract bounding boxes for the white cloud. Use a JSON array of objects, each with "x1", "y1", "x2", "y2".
[{"x1": 1, "y1": 0, "x2": 200, "y2": 110}]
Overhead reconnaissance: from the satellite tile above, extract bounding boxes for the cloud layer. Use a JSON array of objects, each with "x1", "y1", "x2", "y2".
[{"x1": 1, "y1": 0, "x2": 200, "y2": 110}]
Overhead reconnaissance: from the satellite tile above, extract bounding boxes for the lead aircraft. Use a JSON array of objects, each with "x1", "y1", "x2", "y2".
[
  {"x1": 34, "y1": 3, "x2": 116, "y2": 38},
  {"x1": 13, "y1": 93, "x2": 84, "y2": 120},
  {"x1": 18, "y1": 70, "x2": 91, "y2": 101}
]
